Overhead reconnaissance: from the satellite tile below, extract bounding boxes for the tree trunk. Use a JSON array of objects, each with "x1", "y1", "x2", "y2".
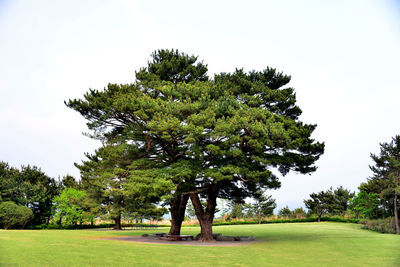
[
  {"x1": 258, "y1": 214, "x2": 262, "y2": 224},
  {"x1": 318, "y1": 214, "x2": 321, "y2": 222},
  {"x1": 198, "y1": 215, "x2": 214, "y2": 241},
  {"x1": 394, "y1": 172, "x2": 399, "y2": 234},
  {"x1": 394, "y1": 193, "x2": 399, "y2": 234},
  {"x1": 190, "y1": 185, "x2": 219, "y2": 242},
  {"x1": 168, "y1": 194, "x2": 189, "y2": 235},
  {"x1": 113, "y1": 215, "x2": 121, "y2": 230}
]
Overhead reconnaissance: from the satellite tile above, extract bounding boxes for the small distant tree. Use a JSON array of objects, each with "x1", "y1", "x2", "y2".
[
  {"x1": 0, "y1": 201, "x2": 33, "y2": 229},
  {"x1": 291, "y1": 207, "x2": 307, "y2": 218},
  {"x1": 331, "y1": 186, "x2": 354, "y2": 215},
  {"x1": 250, "y1": 193, "x2": 276, "y2": 224},
  {"x1": 304, "y1": 190, "x2": 335, "y2": 222},
  {"x1": 147, "y1": 206, "x2": 168, "y2": 222},
  {"x1": 185, "y1": 202, "x2": 197, "y2": 220},
  {"x1": 349, "y1": 191, "x2": 380, "y2": 219},
  {"x1": 224, "y1": 201, "x2": 245, "y2": 220},
  {"x1": 278, "y1": 206, "x2": 292, "y2": 217},
  {"x1": 53, "y1": 188, "x2": 86, "y2": 227}
]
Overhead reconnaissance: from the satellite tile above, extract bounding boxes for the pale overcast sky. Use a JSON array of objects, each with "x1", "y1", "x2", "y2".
[{"x1": 1, "y1": 0, "x2": 399, "y2": 211}]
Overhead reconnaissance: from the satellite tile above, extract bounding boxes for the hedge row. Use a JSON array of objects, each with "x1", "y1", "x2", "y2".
[
  {"x1": 25, "y1": 217, "x2": 360, "y2": 230},
  {"x1": 360, "y1": 218, "x2": 397, "y2": 234},
  {"x1": 27, "y1": 223, "x2": 160, "y2": 230},
  {"x1": 181, "y1": 217, "x2": 360, "y2": 227}
]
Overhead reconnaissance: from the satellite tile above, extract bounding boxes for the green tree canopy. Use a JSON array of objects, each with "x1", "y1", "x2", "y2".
[
  {"x1": 304, "y1": 190, "x2": 335, "y2": 222},
  {"x1": 0, "y1": 201, "x2": 33, "y2": 229},
  {"x1": 329, "y1": 186, "x2": 354, "y2": 216},
  {"x1": 349, "y1": 191, "x2": 380, "y2": 219},
  {"x1": 136, "y1": 49, "x2": 208, "y2": 84},
  {"x1": 249, "y1": 192, "x2": 276, "y2": 223},
  {"x1": 77, "y1": 143, "x2": 171, "y2": 229},
  {"x1": 278, "y1": 206, "x2": 292, "y2": 217},
  {"x1": 0, "y1": 162, "x2": 60, "y2": 225},
  {"x1": 291, "y1": 207, "x2": 307, "y2": 218},
  {"x1": 53, "y1": 187, "x2": 86, "y2": 227}
]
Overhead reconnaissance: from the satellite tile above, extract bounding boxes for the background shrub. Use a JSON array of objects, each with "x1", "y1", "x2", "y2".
[
  {"x1": 0, "y1": 201, "x2": 33, "y2": 229},
  {"x1": 360, "y1": 218, "x2": 396, "y2": 234}
]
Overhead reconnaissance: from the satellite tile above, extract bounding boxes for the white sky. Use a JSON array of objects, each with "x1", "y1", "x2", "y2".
[{"x1": 1, "y1": 0, "x2": 399, "y2": 211}]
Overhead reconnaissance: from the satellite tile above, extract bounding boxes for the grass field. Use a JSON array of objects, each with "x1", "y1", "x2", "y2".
[{"x1": 0, "y1": 222, "x2": 399, "y2": 266}]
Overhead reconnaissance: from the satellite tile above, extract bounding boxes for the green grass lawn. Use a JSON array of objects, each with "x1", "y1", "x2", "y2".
[{"x1": 0, "y1": 222, "x2": 399, "y2": 266}]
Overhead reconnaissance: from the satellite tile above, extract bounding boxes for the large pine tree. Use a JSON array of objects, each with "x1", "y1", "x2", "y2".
[{"x1": 66, "y1": 49, "x2": 324, "y2": 240}]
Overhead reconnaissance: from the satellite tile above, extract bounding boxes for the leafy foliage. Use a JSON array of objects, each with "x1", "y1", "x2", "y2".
[
  {"x1": 360, "y1": 217, "x2": 397, "y2": 234},
  {"x1": 248, "y1": 193, "x2": 276, "y2": 223},
  {"x1": 76, "y1": 144, "x2": 170, "y2": 228},
  {"x1": 304, "y1": 187, "x2": 354, "y2": 221},
  {"x1": 291, "y1": 207, "x2": 307, "y2": 218},
  {"x1": 136, "y1": 49, "x2": 208, "y2": 84},
  {"x1": 53, "y1": 188, "x2": 86, "y2": 226},
  {"x1": 0, "y1": 201, "x2": 33, "y2": 229},
  {"x1": 331, "y1": 186, "x2": 355, "y2": 215},
  {"x1": 278, "y1": 206, "x2": 292, "y2": 217},
  {"x1": 349, "y1": 191, "x2": 380, "y2": 219},
  {"x1": 224, "y1": 201, "x2": 246, "y2": 220},
  {"x1": 0, "y1": 162, "x2": 60, "y2": 225},
  {"x1": 304, "y1": 190, "x2": 335, "y2": 221}
]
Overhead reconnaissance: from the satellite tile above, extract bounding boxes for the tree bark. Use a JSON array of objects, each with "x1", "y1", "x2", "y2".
[
  {"x1": 190, "y1": 185, "x2": 219, "y2": 242},
  {"x1": 318, "y1": 213, "x2": 321, "y2": 222},
  {"x1": 395, "y1": 171, "x2": 399, "y2": 234},
  {"x1": 394, "y1": 193, "x2": 399, "y2": 234},
  {"x1": 168, "y1": 194, "x2": 189, "y2": 235},
  {"x1": 113, "y1": 214, "x2": 121, "y2": 230}
]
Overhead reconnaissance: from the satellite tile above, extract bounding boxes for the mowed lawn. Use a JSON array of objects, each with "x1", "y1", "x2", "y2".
[{"x1": 0, "y1": 222, "x2": 399, "y2": 266}]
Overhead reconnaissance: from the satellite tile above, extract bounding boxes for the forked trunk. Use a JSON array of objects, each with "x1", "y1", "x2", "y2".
[
  {"x1": 190, "y1": 185, "x2": 219, "y2": 242},
  {"x1": 113, "y1": 215, "x2": 121, "y2": 230},
  {"x1": 168, "y1": 194, "x2": 189, "y2": 235}
]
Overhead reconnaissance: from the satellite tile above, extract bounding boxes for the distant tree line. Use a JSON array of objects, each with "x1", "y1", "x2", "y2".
[
  {"x1": 304, "y1": 186, "x2": 354, "y2": 222},
  {"x1": 0, "y1": 161, "x2": 167, "y2": 229},
  {"x1": 0, "y1": 162, "x2": 59, "y2": 228},
  {"x1": 218, "y1": 186, "x2": 351, "y2": 223},
  {"x1": 214, "y1": 191, "x2": 277, "y2": 224},
  {"x1": 302, "y1": 135, "x2": 400, "y2": 234}
]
